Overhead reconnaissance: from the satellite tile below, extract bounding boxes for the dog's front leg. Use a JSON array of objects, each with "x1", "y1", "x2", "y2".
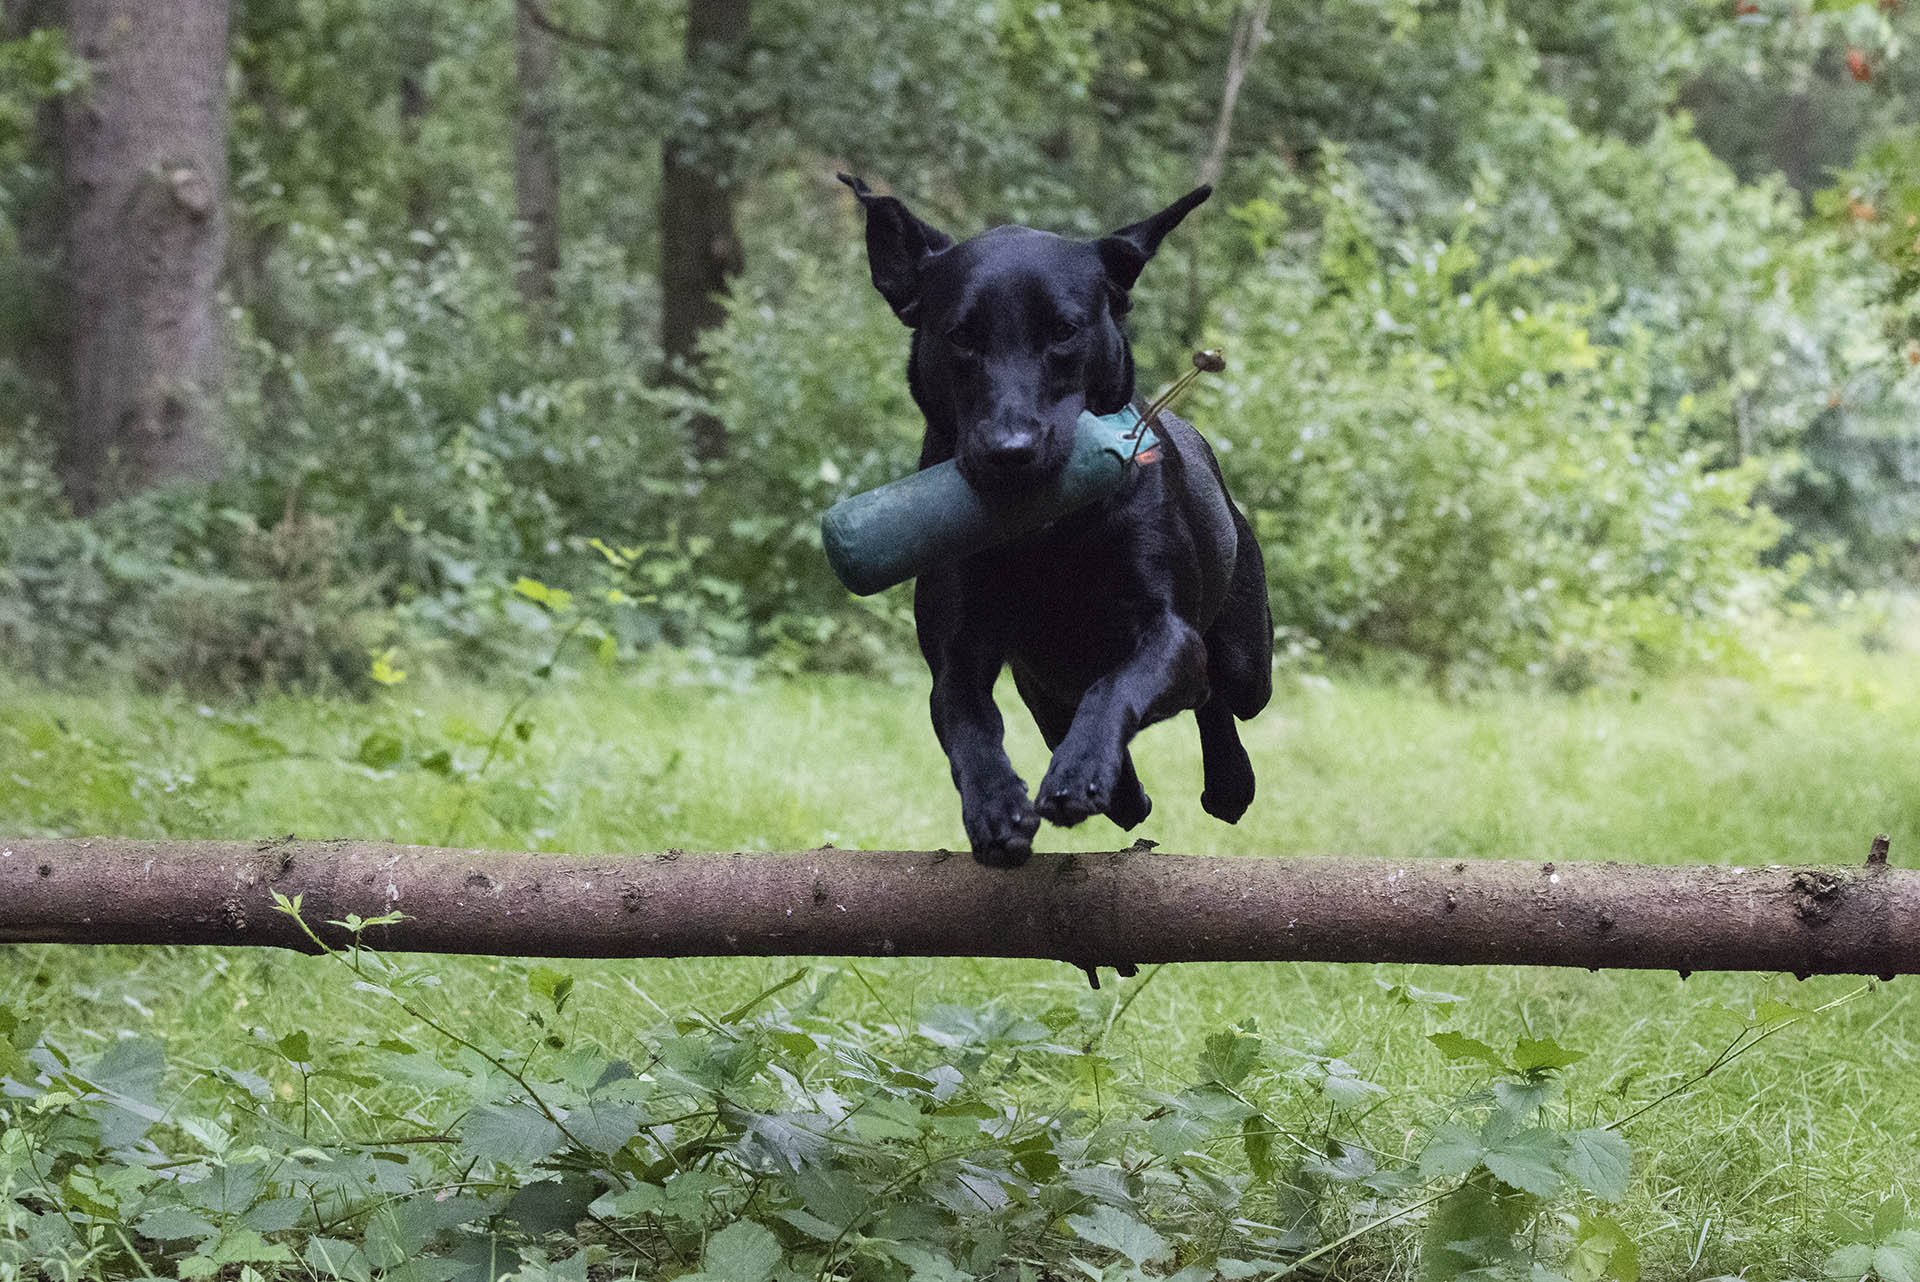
[
  {"x1": 927, "y1": 634, "x2": 1040, "y2": 867},
  {"x1": 1036, "y1": 612, "x2": 1209, "y2": 826}
]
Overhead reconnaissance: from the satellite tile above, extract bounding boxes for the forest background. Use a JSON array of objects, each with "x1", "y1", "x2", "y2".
[{"x1": 3, "y1": 0, "x2": 1918, "y2": 694}]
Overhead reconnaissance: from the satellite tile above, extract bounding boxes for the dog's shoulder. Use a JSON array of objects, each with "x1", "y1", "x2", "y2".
[
  {"x1": 1140, "y1": 405, "x2": 1233, "y2": 527},
  {"x1": 1138, "y1": 402, "x2": 1239, "y2": 615}
]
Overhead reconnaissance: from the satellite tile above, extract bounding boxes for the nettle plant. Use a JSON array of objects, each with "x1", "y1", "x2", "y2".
[
  {"x1": 0, "y1": 919, "x2": 1870, "y2": 1281},
  {"x1": 1412, "y1": 1030, "x2": 1634, "y2": 1282}
]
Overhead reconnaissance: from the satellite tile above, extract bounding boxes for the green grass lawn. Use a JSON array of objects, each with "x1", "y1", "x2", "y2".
[{"x1": 4, "y1": 617, "x2": 1920, "y2": 1278}]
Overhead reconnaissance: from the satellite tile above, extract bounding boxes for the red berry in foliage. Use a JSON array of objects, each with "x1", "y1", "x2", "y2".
[
  {"x1": 1733, "y1": 0, "x2": 1760, "y2": 12},
  {"x1": 1848, "y1": 47, "x2": 1873, "y2": 82}
]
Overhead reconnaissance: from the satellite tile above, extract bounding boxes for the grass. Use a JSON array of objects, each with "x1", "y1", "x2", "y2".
[{"x1": 5, "y1": 613, "x2": 1920, "y2": 1277}]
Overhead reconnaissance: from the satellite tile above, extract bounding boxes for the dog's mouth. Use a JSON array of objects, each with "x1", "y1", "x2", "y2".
[
  {"x1": 954, "y1": 424, "x2": 1070, "y2": 499},
  {"x1": 955, "y1": 448, "x2": 1066, "y2": 499}
]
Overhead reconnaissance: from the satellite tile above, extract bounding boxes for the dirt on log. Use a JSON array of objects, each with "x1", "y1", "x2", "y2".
[{"x1": 0, "y1": 837, "x2": 1909, "y2": 976}]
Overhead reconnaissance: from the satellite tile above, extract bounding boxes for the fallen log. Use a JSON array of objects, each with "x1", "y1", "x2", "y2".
[{"x1": 0, "y1": 836, "x2": 1906, "y2": 976}]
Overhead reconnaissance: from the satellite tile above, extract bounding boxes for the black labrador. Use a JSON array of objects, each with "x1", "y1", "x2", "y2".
[{"x1": 840, "y1": 174, "x2": 1273, "y2": 866}]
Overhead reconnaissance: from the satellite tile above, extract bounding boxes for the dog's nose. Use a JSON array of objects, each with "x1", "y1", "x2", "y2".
[{"x1": 979, "y1": 430, "x2": 1040, "y2": 471}]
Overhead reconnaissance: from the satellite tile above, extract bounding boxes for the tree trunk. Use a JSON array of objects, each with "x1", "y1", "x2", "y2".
[
  {"x1": 1197, "y1": 1, "x2": 1270, "y2": 191},
  {"x1": 58, "y1": 0, "x2": 228, "y2": 514},
  {"x1": 4, "y1": 0, "x2": 68, "y2": 420},
  {"x1": 1772, "y1": 90, "x2": 1818, "y2": 204},
  {"x1": 513, "y1": 0, "x2": 561, "y2": 308},
  {"x1": 396, "y1": 6, "x2": 434, "y2": 234},
  {"x1": 660, "y1": 0, "x2": 749, "y2": 463},
  {"x1": 1, "y1": 837, "x2": 1910, "y2": 980},
  {"x1": 1187, "y1": 1, "x2": 1269, "y2": 344}
]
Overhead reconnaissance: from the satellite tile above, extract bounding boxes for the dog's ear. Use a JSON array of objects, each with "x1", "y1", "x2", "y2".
[
  {"x1": 1096, "y1": 185, "x2": 1212, "y2": 292},
  {"x1": 838, "y1": 173, "x2": 953, "y2": 327}
]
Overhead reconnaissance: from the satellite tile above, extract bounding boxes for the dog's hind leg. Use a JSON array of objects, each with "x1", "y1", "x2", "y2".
[
  {"x1": 1206, "y1": 507, "x2": 1275, "y2": 721},
  {"x1": 1197, "y1": 510, "x2": 1269, "y2": 824},
  {"x1": 1196, "y1": 694, "x2": 1254, "y2": 822}
]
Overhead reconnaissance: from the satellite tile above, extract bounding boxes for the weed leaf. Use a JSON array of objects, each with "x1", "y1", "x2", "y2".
[
  {"x1": 356, "y1": 731, "x2": 404, "y2": 770},
  {"x1": 1430, "y1": 1031, "x2": 1509, "y2": 1070},
  {"x1": 1199, "y1": 1028, "x2": 1263, "y2": 1087},
  {"x1": 1566, "y1": 1129, "x2": 1631, "y2": 1201},
  {"x1": 1826, "y1": 1242, "x2": 1875, "y2": 1277},
  {"x1": 1243, "y1": 1113, "x2": 1278, "y2": 1182},
  {"x1": 1512, "y1": 1037, "x2": 1586, "y2": 1073},
  {"x1": 1067, "y1": 1204, "x2": 1173, "y2": 1266},
  {"x1": 700, "y1": 1220, "x2": 781, "y2": 1281},
  {"x1": 1569, "y1": 1214, "x2": 1639, "y2": 1282},
  {"x1": 457, "y1": 1101, "x2": 565, "y2": 1167},
  {"x1": 1878, "y1": 1243, "x2": 1920, "y2": 1282},
  {"x1": 1482, "y1": 1124, "x2": 1567, "y2": 1199},
  {"x1": 500, "y1": 1176, "x2": 597, "y2": 1237},
  {"x1": 1420, "y1": 1123, "x2": 1487, "y2": 1179}
]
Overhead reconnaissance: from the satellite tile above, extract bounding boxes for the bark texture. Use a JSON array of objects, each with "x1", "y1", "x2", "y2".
[
  {"x1": 513, "y1": 0, "x2": 561, "y2": 306},
  {"x1": 1198, "y1": 1, "x2": 1270, "y2": 189},
  {"x1": 1187, "y1": 0, "x2": 1271, "y2": 342},
  {"x1": 396, "y1": 5, "x2": 435, "y2": 233},
  {"x1": 0, "y1": 838, "x2": 1911, "y2": 977},
  {"x1": 59, "y1": 0, "x2": 228, "y2": 514},
  {"x1": 659, "y1": 0, "x2": 749, "y2": 462},
  {"x1": 5, "y1": 0, "x2": 68, "y2": 413}
]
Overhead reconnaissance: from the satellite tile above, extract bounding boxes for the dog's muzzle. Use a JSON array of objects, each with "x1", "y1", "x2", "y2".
[{"x1": 958, "y1": 426, "x2": 1064, "y2": 496}]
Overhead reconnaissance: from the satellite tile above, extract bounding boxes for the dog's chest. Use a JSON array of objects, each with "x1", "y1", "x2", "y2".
[{"x1": 967, "y1": 530, "x2": 1165, "y2": 672}]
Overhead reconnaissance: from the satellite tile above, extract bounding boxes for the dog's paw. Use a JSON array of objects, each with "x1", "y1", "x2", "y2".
[
  {"x1": 1036, "y1": 748, "x2": 1120, "y2": 827},
  {"x1": 964, "y1": 785, "x2": 1039, "y2": 867},
  {"x1": 1107, "y1": 777, "x2": 1152, "y2": 830},
  {"x1": 1200, "y1": 779, "x2": 1253, "y2": 824}
]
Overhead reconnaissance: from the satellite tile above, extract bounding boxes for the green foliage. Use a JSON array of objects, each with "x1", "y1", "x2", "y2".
[
  {"x1": 225, "y1": 218, "x2": 669, "y2": 608},
  {"x1": 0, "y1": 496, "x2": 383, "y2": 695},
  {"x1": 3, "y1": 893, "x2": 1886, "y2": 1280},
  {"x1": 1831, "y1": 124, "x2": 1920, "y2": 352},
  {"x1": 1825, "y1": 1194, "x2": 1920, "y2": 1282},
  {"x1": 3, "y1": 1, "x2": 1918, "y2": 686},
  {"x1": 696, "y1": 235, "x2": 922, "y2": 671},
  {"x1": 0, "y1": 934, "x2": 1308, "y2": 1278},
  {"x1": 7, "y1": 640, "x2": 1920, "y2": 1273},
  {"x1": 0, "y1": 906, "x2": 1642, "y2": 1282},
  {"x1": 1201, "y1": 160, "x2": 1789, "y2": 686},
  {"x1": 1414, "y1": 1029, "x2": 1632, "y2": 1280}
]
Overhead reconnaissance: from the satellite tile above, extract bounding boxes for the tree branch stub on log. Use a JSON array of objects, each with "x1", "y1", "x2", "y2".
[{"x1": 0, "y1": 837, "x2": 1911, "y2": 978}]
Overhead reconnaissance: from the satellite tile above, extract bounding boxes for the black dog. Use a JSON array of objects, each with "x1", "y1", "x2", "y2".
[{"x1": 840, "y1": 175, "x2": 1272, "y2": 866}]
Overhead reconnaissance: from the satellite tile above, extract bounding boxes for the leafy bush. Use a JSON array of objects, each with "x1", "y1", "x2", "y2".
[
  {"x1": 219, "y1": 213, "x2": 920, "y2": 678},
  {"x1": 1775, "y1": 124, "x2": 1920, "y2": 584},
  {"x1": 1198, "y1": 161, "x2": 1790, "y2": 687},
  {"x1": 0, "y1": 493, "x2": 384, "y2": 697},
  {"x1": 226, "y1": 220, "x2": 671, "y2": 605},
  {"x1": 2, "y1": 900, "x2": 1876, "y2": 1281},
  {"x1": 695, "y1": 235, "x2": 925, "y2": 673},
  {"x1": 138, "y1": 509, "x2": 385, "y2": 695},
  {"x1": 11, "y1": 2, "x2": 1919, "y2": 690},
  {"x1": 0, "y1": 511, "x2": 157, "y2": 681}
]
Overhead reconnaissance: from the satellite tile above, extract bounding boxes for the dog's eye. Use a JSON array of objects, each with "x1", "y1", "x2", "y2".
[
  {"x1": 943, "y1": 328, "x2": 980, "y2": 359},
  {"x1": 1047, "y1": 320, "x2": 1081, "y2": 348}
]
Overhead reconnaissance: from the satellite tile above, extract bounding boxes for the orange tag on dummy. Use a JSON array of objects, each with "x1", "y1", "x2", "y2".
[{"x1": 1134, "y1": 446, "x2": 1162, "y2": 464}]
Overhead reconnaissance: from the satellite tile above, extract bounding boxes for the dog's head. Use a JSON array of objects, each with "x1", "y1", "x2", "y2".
[{"x1": 840, "y1": 174, "x2": 1209, "y2": 497}]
